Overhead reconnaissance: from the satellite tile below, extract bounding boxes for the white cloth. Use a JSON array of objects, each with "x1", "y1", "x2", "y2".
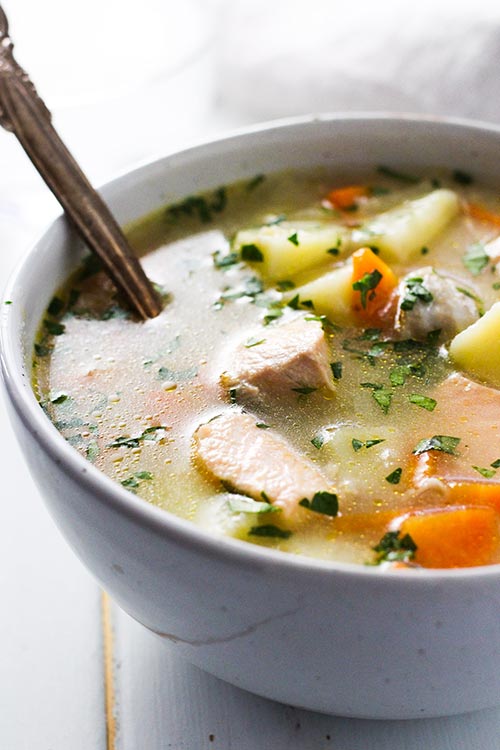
[{"x1": 216, "y1": 0, "x2": 500, "y2": 122}]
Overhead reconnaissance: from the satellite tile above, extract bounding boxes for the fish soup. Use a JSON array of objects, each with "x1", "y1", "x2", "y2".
[{"x1": 32, "y1": 167, "x2": 500, "y2": 568}]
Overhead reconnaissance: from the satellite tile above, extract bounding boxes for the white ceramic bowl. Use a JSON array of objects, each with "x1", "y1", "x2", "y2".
[{"x1": 2, "y1": 114, "x2": 500, "y2": 720}]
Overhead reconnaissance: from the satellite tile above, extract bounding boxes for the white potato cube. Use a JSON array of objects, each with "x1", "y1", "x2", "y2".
[
  {"x1": 449, "y1": 302, "x2": 500, "y2": 387},
  {"x1": 285, "y1": 261, "x2": 355, "y2": 325},
  {"x1": 234, "y1": 221, "x2": 350, "y2": 280},
  {"x1": 352, "y1": 189, "x2": 459, "y2": 263}
]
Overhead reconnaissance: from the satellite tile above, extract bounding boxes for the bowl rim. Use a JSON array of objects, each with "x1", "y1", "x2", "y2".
[{"x1": 3, "y1": 110, "x2": 500, "y2": 583}]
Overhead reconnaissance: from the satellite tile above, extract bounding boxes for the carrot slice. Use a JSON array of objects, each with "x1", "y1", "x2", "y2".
[
  {"x1": 326, "y1": 185, "x2": 368, "y2": 210},
  {"x1": 464, "y1": 201, "x2": 500, "y2": 228},
  {"x1": 351, "y1": 247, "x2": 398, "y2": 321},
  {"x1": 446, "y1": 482, "x2": 500, "y2": 513},
  {"x1": 396, "y1": 506, "x2": 500, "y2": 568}
]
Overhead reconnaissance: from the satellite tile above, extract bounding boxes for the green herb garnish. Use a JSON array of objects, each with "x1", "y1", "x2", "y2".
[
  {"x1": 452, "y1": 169, "x2": 473, "y2": 185},
  {"x1": 108, "y1": 426, "x2": 168, "y2": 449},
  {"x1": 311, "y1": 433, "x2": 325, "y2": 449},
  {"x1": 213, "y1": 250, "x2": 239, "y2": 269},
  {"x1": 472, "y1": 466, "x2": 496, "y2": 479},
  {"x1": 352, "y1": 270, "x2": 383, "y2": 309},
  {"x1": 377, "y1": 166, "x2": 419, "y2": 184},
  {"x1": 412, "y1": 435, "x2": 460, "y2": 456},
  {"x1": 246, "y1": 174, "x2": 265, "y2": 191},
  {"x1": 372, "y1": 530, "x2": 417, "y2": 564},
  {"x1": 244, "y1": 337, "x2": 266, "y2": 348},
  {"x1": 241, "y1": 244, "x2": 264, "y2": 262},
  {"x1": 276, "y1": 280, "x2": 295, "y2": 291},
  {"x1": 409, "y1": 394, "x2": 437, "y2": 411},
  {"x1": 400, "y1": 277, "x2": 433, "y2": 311},
  {"x1": 299, "y1": 491, "x2": 339, "y2": 517},
  {"x1": 47, "y1": 296, "x2": 64, "y2": 316},
  {"x1": 385, "y1": 468, "x2": 402, "y2": 484},
  {"x1": 287, "y1": 232, "x2": 299, "y2": 246},
  {"x1": 249, "y1": 525, "x2": 292, "y2": 539},
  {"x1": 228, "y1": 497, "x2": 278, "y2": 514},
  {"x1": 50, "y1": 392, "x2": 68, "y2": 405},
  {"x1": 44, "y1": 319, "x2": 65, "y2": 336},
  {"x1": 463, "y1": 243, "x2": 489, "y2": 276},
  {"x1": 330, "y1": 361, "x2": 342, "y2": 380},
  {"x1": 291, "y1": 386, "x2": 317, "y2": 395}
]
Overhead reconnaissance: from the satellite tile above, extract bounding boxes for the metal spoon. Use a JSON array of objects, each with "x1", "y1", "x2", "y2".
[{"x1": 0, "y1": 6, "x2": 162, "y2": 319}]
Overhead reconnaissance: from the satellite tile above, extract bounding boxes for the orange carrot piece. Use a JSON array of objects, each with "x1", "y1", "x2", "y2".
[
  {"x1": 351, "y1": 247, "x2": 398, "y2": 321},
  {"x1": 446, "y1": 482, "x2": 500, "y2": 513},
  {"x1": 327, "y1": 185, "x2": 368, "y2": 210},
  {"x1": 464, "y1": 201, "x2": 500, "y2": 228},
  {"x1": 397, "y1": 506, "x2": 500, "y2": 568}
]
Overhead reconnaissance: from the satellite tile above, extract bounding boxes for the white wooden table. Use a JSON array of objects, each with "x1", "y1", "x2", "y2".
[{"x1": 1, "y1": 82, "x2": 499, "y2": 750}]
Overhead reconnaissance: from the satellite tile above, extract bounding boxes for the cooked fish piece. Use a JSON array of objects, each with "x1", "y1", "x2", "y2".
[
  {"x1": 193, "y1": 410, "x2": 334, "y2": 519},
  {"x1": 395, "y1": 266, "x2": 480, "y2": 341},
  {"x1": 220, "y1": 316, "x2": 334, "y2": 401}
]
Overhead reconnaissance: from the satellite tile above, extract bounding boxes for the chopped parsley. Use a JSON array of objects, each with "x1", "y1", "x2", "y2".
[
  {"x1": 400, "y1": 277, "x2": 433, "y2": 311},
  {"x1": 276, "y1": 280, "x2": 295, "y2": 291},
  {"x1": 455, "y1": 286, "x2": 484, "y2": 315},
  {"x1": 385, "y1": 468, "x2": 402, "y2": 484},
  {"x1": 47, "y1": 296, "x2": 64, "y2": 316},
  {"x1": 491, "y1": 459, "x2": 500, "y2": 469},
  {"x1": 165, "y1": 187, "x2": 227, "y2": 224},
  {"x1": 244, "y1": 337, "x2": 266, "y2": 348},
  {"x1": 246, "y1": 174, "x2": 265, "y2": 192},
  {"x1": 377, "y1": 166, "x2": 419, "y2": 184},
  {"x1": 352, "y1": 270, "x2": 383, "y2": 309},
  {"x1": 352, "y1": 438, "x2": 385, "y2": 451},
  {"x1": 291, "y1": 386, "x2": 318, "y2": 395},
  {"x1": 452, "y1": 169, "x2": 473, "y2": 185},
  {"x1": 108, "y1": 426, "x2": 168, "y2": 449},
  {"x1": 412, "y1": 435, "x2": 460, "y2": 456},
  {"x1": 463, "y1": 243, "x2": 489, "y2": 276},
  {"x1": 421, "y1": 246, "x2": 429, "y2": 255},
  {"x1": 299, "y1": 491, "x2": 339, "y2": 517},
  {"x1": 240, "y1": 244, "x2": 264, "y2": 262},
  {"x1": 255, "y1": 422, "x2": 271, "y2": 429},
  {"x1": 213, "y1": 250, "x2": 239, "y2": 269},
  {"x1": 86, "y1": 441, "x2": 99, "y2": 463},
  {"x1": 44, "y1": 319, "x2": 65, "y2": 336},
  {"x1": 311, "y1": 433, "x2": 325, "y2": 449},
  {"x1": 472, "y1": 465, "x2": 496, "y2": 479},
  {"x1": 330, "y1": 361, "x2": 342, "y2": 380},
  {"x1": 409, "y1": 394, "x2": 437, "y2": 411},
  {"x1": 372, "y1": 530, "x2": 417, "y2": 564},
  {"x1": 287, "y1": 232, "x2": 299, "y2": 246},
  {"x1": 228, "y1": 497, "x2": 278, "y2": 514},
  {"x1": 50, "y1": 392, "x2": 68, "y2": 405},
  {"x1": 121, "y1": 471, "x2": 153, "y2": 491},
  {"x1": 372, "y1": 388, "x2": 393, "y2": 413},
  {"x1": 249, "y1": 525, "x2": 292, "y2": 539}
]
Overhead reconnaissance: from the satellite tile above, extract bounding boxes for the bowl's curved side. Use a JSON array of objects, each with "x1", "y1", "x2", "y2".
[{"x1": 2, "y1": 114, "x2": 500, "y2": 718}]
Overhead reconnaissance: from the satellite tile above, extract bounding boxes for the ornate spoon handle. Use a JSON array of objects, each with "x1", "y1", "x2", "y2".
[{"x1": 0, "y1": 7, "x2": 162, "y2": 319}]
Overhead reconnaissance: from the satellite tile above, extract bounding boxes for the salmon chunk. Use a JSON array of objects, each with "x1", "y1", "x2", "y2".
[
  {"x1": 413, "y1": 372, "x2": 500, "y2": 489},
  {"x1": 193, "y1": 410, "x2": 334, "y2": 519},
  {"x1": 220, "y1": 316, "x2": 334, "y2": 401}
]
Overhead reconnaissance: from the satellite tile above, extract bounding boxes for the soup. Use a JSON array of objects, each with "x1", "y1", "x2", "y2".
[{"x1": 32, "y1": 167, "x2": 500, "y2": 568}]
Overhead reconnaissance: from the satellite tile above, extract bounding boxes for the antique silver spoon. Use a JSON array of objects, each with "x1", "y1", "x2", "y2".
[{"x1": 0, "y1": 6, "x2": 162, "y2": 319}]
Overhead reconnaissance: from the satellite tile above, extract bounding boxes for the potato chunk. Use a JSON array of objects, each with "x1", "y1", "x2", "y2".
[
  {"x1": 449, "y1": 302, "x2": 500, "y2": 387},
  {"x1": 233, "y1": 221, "x2": 349, "y2": 280},
  {"x1": 286, "y1": 262, "x2": 355, "y2": 325},
  {"x1": 352, "y1": 189, "x2": 459, "y2": 262}
]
